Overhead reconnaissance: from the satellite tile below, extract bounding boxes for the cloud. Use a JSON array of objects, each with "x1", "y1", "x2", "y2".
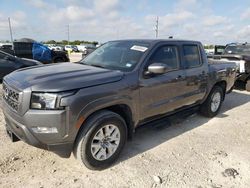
[
  {"x1": 0, "y1": 11, "x2": 28, "y2": 40},
  {"x1": 175, "y1": 0, "x2": 198, "y2": 10},
  {"x1": 1, "y1": 0, "x2": 249, "y2": 44},
  {"x1": 93, "y1": 0, "x2": 120, "y2": 13},
  {"x1": 26, "y1": 0, "x2": 48, "y2": 8},
  {"x1": 241, "y1": 8, "x2": 250, "y2": 20},
  {"x1": 203, "y1": 15, "x2": 229, "y2": 27},
  {"x1": 237, "y1": 25, "x2": 250, "y2": 39},
  {"x1": 145, "y1": 10, "x2": 194, "y2": 30},
  {"x1": 44, "y1": 6, "x2": 94, "y2": 24}
]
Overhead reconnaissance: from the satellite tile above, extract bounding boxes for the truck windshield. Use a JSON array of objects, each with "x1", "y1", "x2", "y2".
[
  {"x1": 224, "y1": 44, "x2": 250, "y2": 55},
  {"x1": 80, "y1": 41, "x2": 150, "y2": 72}
]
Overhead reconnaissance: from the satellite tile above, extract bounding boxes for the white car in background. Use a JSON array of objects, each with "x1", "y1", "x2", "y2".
[
  {"x1": 64, "y1": 45, "x2": 78, "y2": 52},
  {"x1": 77, "y1": 44, "x2": 96, "y2": 52},
  {"x1": 76, "y1": 45, "x2": 87, "y2": 52},
  {"x1": 46, "y1": 44, "x2": 64, "y2": 51}
]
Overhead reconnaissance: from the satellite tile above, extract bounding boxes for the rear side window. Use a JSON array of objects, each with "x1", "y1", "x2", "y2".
[
  {"x1": 183, "y1": 45, "x2": 201, "y2": 68},
  {"x1": 149, "y1": 46, "x2": 179, "y2": 70}
]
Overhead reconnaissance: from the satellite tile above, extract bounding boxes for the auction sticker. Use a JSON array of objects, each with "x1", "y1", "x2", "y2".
[{"x1": 130, "y1": 45, "x2": 148, "y2": 52}]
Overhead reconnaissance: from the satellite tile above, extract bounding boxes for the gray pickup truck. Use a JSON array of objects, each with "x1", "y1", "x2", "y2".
[{"x1": 2, "y1": 39, "x2": 236, "y2": 170}]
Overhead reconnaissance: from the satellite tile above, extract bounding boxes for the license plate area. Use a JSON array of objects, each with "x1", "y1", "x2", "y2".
[{"x1": 6, "y1": 129, "x2": 20, "y2": 142}]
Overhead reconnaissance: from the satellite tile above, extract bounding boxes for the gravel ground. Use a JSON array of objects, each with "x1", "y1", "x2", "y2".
[
  {"x1": 0, "y1": 85, "x2": 250, "y2": 187},
  {"x1": 69, "y1": 52, "x2": 82, "y2": 62}
]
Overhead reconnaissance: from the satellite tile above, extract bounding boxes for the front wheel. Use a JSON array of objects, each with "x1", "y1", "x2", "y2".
[
  {"x1": 74, "y1": 110, "x2": 127, "y2": 170},
  {"x1": 200, "y1": 86, "x2": 224, "y2": 117}
]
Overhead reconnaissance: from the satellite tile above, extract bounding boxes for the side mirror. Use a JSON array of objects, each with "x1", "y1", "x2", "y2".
[{"x1": 147, "y1": 63, "x2": 168, "y2": 74}]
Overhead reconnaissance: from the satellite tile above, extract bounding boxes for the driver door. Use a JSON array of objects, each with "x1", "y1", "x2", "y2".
[{"x1": 139, "y1": 43, "x2": 187, "y2": 119}]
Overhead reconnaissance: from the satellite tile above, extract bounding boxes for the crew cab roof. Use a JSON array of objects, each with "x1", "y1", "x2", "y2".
[{"x1": 110, "y1": 39, "x2": 202, "y2": 45}]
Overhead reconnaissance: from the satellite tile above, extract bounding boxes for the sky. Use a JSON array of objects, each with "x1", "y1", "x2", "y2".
[{"x1": 0, "y1": 0, "x2": 250, "y2": 44}]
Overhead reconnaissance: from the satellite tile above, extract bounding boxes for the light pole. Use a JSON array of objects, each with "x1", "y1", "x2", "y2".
[
  {"x1": 8, "y1": 17, "x2": 13, "y2": 44},
  {"x1": 155, "y1": 16, "x2": 159, "y2": 38}
]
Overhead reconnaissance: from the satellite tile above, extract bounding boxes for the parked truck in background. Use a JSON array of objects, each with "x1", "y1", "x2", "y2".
[
  {"x1": 208, "y1": 43, "x2": 250, "y2": 91},
  {"x1": 2, "y1": 39, "x2": 236, "y2": 170},
  {"x1": 1, "y1": 38, "x2": 69, "y2": 64}
]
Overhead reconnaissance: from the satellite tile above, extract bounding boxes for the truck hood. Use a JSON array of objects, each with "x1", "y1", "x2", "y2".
[
  {"x1": 4, "y1": 63, "x2": 124, "y2": 92},
  {"x1": 19, "y1": 58, "x2": 43, "y2": 66}
]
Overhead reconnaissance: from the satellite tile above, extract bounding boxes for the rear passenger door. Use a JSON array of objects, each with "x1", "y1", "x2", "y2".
[
  {"x1": 139, "y1": 43, "x2": 187, "y2": 119},
  {"x1": 181, "y1": 44, "x2": 208, "y2": 105}
]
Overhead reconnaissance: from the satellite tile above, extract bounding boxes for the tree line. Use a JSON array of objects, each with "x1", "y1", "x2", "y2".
[{"x1": 42, "y1": 40, "x2": 99, "y2": 46}]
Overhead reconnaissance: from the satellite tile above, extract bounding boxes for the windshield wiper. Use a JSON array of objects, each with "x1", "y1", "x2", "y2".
[
  {"x1": 90, "y1": 64, "x2": 106, "y2": 68},
  {"x1": 79, "y1": 62, "x2": 106, "y2": 69}
]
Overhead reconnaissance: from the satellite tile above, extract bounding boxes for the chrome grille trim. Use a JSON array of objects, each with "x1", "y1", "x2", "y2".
[{"x1": 2, "y1": 82, "x2": 20, "y2": 112}]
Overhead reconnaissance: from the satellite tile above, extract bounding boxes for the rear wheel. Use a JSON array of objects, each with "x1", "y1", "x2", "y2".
[
  {"x1": 200, "y1": 86, "x2": 224, "y2": 117},
  {"x1": 74, "y1": 110, "x2": 127, "y2": 170}
]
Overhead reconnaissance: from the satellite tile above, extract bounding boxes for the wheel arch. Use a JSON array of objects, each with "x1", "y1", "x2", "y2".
[
  {"x1": 74, "y1": 103, "x2": 135, "y2": 146},
  {"x1": 214, "y1": 80, "x2": 227, "y2": 100}
]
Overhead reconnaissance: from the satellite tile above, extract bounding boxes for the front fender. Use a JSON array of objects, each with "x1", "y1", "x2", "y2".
[{"x1": 76, "y1": 95, "x2": 136, "y2": 126}]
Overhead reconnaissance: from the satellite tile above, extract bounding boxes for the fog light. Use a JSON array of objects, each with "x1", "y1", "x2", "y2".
[{"x1": 32, "y1": 127, "x2": 58, "y2": 133}]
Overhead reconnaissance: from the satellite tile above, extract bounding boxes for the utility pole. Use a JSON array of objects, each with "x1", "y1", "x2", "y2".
[
  {"x1": 67, "y1": 24, "x2": 70, "y2": 45},
  {"x1": 155, "y1": 16, "x2": 159, "y2": 38},
  {"x1": 8, "y1": 17, "x2": 13, "y2": 44}
]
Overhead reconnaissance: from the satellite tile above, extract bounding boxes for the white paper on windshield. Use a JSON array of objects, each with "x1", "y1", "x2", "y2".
[
  {"x1": 130, "y1": 45, "x2": 148, "y2": 52},
  {"x1": 126, "y1": 63, "x2": 132, "y2": 67}
]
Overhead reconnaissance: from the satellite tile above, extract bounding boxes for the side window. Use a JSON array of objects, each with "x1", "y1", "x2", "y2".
[
  {"x1": 183, "y1": 45, "x2": 201, "y2": 68},
  {"x1": 149, "y1": 46, "x2": 179, "y2": 70}
]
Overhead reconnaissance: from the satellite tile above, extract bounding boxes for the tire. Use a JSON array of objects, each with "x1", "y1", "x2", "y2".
[
  {"x1": 53, "y1": 57, "x2": 64, "y2": 63},
  {"x1": 200, "y1": 86, "x2": 224, "y2": 117},
  {"x1": 73, "y1": 110, "x2": 127, "y2": 170}
]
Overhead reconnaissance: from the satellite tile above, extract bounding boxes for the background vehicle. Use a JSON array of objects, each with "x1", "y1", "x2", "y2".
[
  {"x1": 2, "y1": 39, "x2": 236, "y2": 170},
  {"x1": 46, "y1": 44, "x2": 64, "y2": 51},
  {"x1": 214, "y1": 45, "x2": 226, "y2": 55},
  {"x1": 0, "y1": 50, "x2": 42, "y2": 81},
  {"x1": 81, "y1": 45, "x2": 97, "y2": 59},
  {"x1": 1, "y1": 38, "x2": 69, "y2": 63},
  {"x1": 0, "y1": 44, "x2": 13, "y2": 55},
  {"x1": 64, "y1": 45, "x2": 78, "y2": 52},
  {"x1": 208, "y1": 43, "x2": 250, "y2": 90},
  {"x1": 77, "y1": 44, "x2": 97, "y2": 52}
]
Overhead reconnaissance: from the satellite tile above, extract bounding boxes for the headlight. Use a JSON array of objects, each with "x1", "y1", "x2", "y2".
[
  {"x1": 30, "y1": 91, "x2": 77, "y2": 110},
  {"x1": 31, "y1": 93, "x2": 58, "y2": 110}
]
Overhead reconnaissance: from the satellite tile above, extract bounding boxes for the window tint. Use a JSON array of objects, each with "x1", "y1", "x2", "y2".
[
  {"x1": 183, "y1": 45, "x2": 201, "y2": 68},
  {"x1": 149, "y1": 46, "x2": 179, "y2": 70}
]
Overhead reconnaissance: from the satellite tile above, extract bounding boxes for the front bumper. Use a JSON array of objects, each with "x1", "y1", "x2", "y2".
[{"x1": 3, "y1": 100, "x2": 73, "y2": 158}]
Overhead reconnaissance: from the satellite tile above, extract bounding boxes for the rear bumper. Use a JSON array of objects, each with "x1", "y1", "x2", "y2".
[{"x1": 3, "y1": 101, "x2": 73, "y2": 158}]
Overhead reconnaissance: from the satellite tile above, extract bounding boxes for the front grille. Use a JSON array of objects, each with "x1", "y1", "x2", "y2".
[{"x1": 2, "y1": 83, "x2": 20, "y2": 112}]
